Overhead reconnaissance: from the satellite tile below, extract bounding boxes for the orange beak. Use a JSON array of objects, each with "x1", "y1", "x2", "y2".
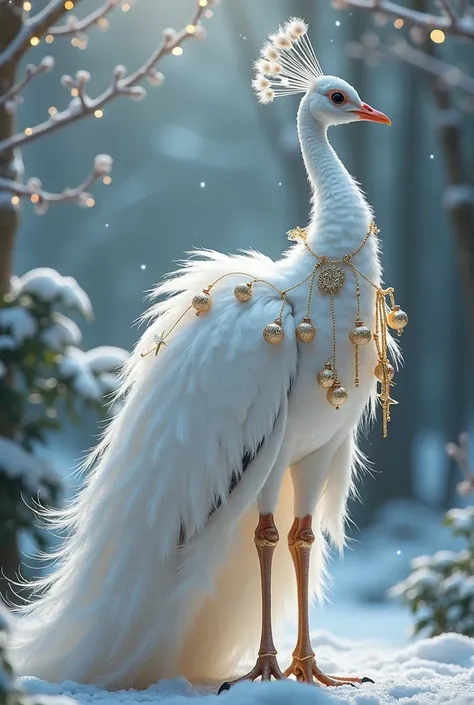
[{"x1": 353, "y1": 102, "x2": 391, "y2": 125}]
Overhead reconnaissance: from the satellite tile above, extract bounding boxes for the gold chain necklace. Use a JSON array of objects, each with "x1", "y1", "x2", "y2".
[{"x1": 143, "y1": 223, "x2": 408, "y2": 437}]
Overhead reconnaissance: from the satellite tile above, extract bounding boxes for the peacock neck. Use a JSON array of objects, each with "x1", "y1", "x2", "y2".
[{"x1": 296, "y1": 94, "x2": 372, "y2": 257}]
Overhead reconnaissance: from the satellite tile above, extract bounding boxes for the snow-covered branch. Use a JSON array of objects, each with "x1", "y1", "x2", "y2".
[
  {"x1": 0, "y1": 0, "x2": 213, "y2": 156},
  {"x1": 0, "y1": 154, "x2": 113, "y2": 214},
  {"x1": 335, "y1": 0, "x2": 474, "y2": 40}
]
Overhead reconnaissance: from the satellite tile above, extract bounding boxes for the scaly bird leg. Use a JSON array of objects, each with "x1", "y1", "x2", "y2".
[
  {"x1": 284, "y1": 516, "x2": 374, "y2": 687},
  {"x1": 218, "y1": 513, "x2": 285, "y2": 694}
]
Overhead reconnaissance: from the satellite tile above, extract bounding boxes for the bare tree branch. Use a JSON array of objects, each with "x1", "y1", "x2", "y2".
[
  {"x1": 335, "y1": 0, "x2": 474, "y2": 40},
  {"x1": 446, "y1": 432, "x2": 474, "y2": 496},
  {"x1": 0, "y1": 153, "x2": 112, "y2": 213},
  {"x1": 0, "y1": 54, "x2": 54, "y2": 108},
  {"x1": 49, "y1": 0, "x2": 117, "y2": 37},
  {"x1": 0, "y1": 0, "x2": 84, "y2": 70},
  {"x1": 347, "y1": 36, "x2": 474, "y2": 95},
  {"x1": 0, "y1": 2, "x2": 208, "y2": 156}
]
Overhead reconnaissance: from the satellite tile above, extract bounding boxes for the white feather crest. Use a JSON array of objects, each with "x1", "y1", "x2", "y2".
[{"x1": 252, "y1": 17, "x2": 324, "y2": 104}]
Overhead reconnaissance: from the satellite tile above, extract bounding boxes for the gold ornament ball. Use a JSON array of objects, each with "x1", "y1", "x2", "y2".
[
  {"x1": 374, "y1": 361, "x2": 395, "y2": 382},
  {"x1": 263, "y1": 321, "x2": 285, "y2": 345},
  {"x1": 326, "y1": 383, "x2": 349, "y2": 409},
  {"x1": 295, "y1": 319, "x2": 316, "y2": 343},
  {"x1": 388, "y1": 306, "x2": 408, "y2": 331},
  {"x1": 192, "y1": 291, "x2": 212, "y2": 314},
  {"x1": 317, "y1": 365, "x2": 335, "y2": 388},
  {"x1": 349, "y1": 322, "x2": 372, "y2": 346},
  {"x1": 234, "y1": 283, "x2": 252, "y2": 303}
]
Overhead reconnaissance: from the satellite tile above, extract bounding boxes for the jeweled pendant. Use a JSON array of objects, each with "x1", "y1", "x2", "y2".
[
  {"x1": 326, "y1": 380, "x2": 348, "y2": 410},
  {"x1": 387, "y1": 305, "x2": 408, "y2": 335},
  {"x1": 192, "y1": 289, "x2": 212, "y2": 315},
  {"x1": 374, "y1": 360, "x2": 395, "y2": 382},
  {"x1": 263, "y1": 319, "x2": 284, "y2": 345},
  {"x1": 317, "y1": 363, "x2": 335, "y2": 388},
  {"x1": 349, "y1": 319, "x2": 372, "y2": 345},
  {"x1": 318, "y1": 265, "x2": 346, "y2": 295},
  {"x1": 234, "y1": 282, "x2": 252, "y2": 302},
  {"x1": 295, "y1": 317, "x2": 316, "y2": 343}
]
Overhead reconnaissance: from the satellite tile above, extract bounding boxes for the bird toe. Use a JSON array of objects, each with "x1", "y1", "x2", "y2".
[{"x1": 218, "y1": 682, "x2": 232, "y2": 695}]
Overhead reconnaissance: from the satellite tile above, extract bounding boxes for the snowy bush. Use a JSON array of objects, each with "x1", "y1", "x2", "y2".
[
  {"x1": 0, "y1": 267, "x2": 128, "y2": 556},
  {"x1": 390, "y1": 506, "x2": 474, "y2": 637}
]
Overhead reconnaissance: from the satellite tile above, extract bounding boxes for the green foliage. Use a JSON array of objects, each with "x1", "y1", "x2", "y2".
[
  {"x1": 390, "y1": 507, "x2": 474, "y2": 638},
  {"x1": 0, "y1": 269, "x2": 128, "y2": 558}
]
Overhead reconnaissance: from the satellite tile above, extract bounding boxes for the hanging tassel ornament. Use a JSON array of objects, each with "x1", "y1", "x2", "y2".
[{"x1": 141, "y1": 222, "x2": 407, "y2": 438}]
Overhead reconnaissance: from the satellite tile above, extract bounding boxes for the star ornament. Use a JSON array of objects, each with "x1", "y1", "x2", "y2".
[{"x1": 154, "y1": 333, "x2": 168, "y2": 355}]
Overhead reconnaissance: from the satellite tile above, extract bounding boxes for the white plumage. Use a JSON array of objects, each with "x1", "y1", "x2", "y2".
[{"x1": 11, "y1": 18, "x2": 402, "y2": 691}]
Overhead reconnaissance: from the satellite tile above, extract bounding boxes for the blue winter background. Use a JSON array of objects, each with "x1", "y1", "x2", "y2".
[{"x1": 5, "y1": 0, "x2": 474, "y2": 702}]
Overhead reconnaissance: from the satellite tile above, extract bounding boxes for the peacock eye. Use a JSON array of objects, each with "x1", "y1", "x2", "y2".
[{"x1": 331, "y1": 92, "x2": 345, "y2": 105}]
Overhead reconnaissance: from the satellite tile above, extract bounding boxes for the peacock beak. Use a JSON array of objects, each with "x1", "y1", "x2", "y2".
[{"x1": 353, "y1": 102, "x2": 391, "y2": 125}]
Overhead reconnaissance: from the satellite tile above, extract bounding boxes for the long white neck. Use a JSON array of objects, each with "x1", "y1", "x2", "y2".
[{"x1": 296, "y1": 94, "x2": 372, "y2": 256}]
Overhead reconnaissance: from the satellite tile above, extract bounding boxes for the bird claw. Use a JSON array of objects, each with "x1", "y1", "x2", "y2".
[
  {"x1": 217, "y1": 653, "x2": 285, "y2": 693},
  {"x1": 283, "y1": 655, "x2": 374, "y2": 688}
]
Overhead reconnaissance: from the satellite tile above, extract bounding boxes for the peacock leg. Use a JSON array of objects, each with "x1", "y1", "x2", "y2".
[
  {"x1": 217, "y1": 513, "x2": 285, "y2": 694},
  {"x1": 284, "y1": 515, "x2": 375, "y2": 687}
]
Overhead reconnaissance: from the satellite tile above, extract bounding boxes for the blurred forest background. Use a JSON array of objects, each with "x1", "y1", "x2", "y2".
[{"x1": 1, "y1": 0, "x2": 474, "y2": 638}]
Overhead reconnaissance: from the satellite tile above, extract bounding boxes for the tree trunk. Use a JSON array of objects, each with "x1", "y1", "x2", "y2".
[{"x1": 0, "y1": 0, "x2": 23, "y2": 603}]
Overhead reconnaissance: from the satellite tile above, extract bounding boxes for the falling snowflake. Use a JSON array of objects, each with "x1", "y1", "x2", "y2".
[
  {"x1": 335, "y1": 21, "x2": 341, "y2": 26},
  {"x1": 200, "y1": 182, "x2": 206, "y2": 188},
  {"x1": 141, "y1": 264, "x2": 146, "y2": 270},
  {"x1": 430, "y1": 154, "x2": 434, "y2": 159}
]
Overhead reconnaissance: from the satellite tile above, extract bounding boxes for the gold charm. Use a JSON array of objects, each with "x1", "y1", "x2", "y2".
[
  {"x1": 192, "y1": 289, "x2": 212, "y2": 315},
  {"x1": 263, "y1": 319, "x2": 284, "y2": 345},
  {"x1": 326, "y1": 380, "x2": 348, "y2": 410},
  {"x1": 387, "y1": 305, "x2": 408, "y2": 335},
  {"x1": 374, "y1": 360, "x2": 394, "y2": 382},
  {"x1": 318, "y1": 265, "x2": 346, "y2": 295},
  {"x1": 295, "y1": 317, "x2": 316, "y2": 343},
  {"x1": 349, "y1": 320, "x2": 372, "y2": 345},
  {"x1": 234, "y1": 282, "x2": 252, "y2": 302},
  {"x1": 317, "y1": 363, "x2": 335, "y2": 388}
]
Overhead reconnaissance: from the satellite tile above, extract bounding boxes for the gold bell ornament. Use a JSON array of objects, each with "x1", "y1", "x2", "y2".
[
  {"x1": 263, "y1": 319, "x2": 285, "y2": 345},
  {"x1": 295, "y1": 317, "x2": 316, "y2": 343}
]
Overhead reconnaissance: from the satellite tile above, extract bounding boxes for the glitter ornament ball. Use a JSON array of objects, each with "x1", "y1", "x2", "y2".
[
  {"x1": 263, "y1": 320, "x2": 284, "y2": 345},
  {"x1": 326, "y1": 382, "x2": 348, "y2": 409},
  {"x1": 374, "y1": 361, "x2": 395, "y2": 382},
  {"x1": 192, "y1": 290, "x2": 212, "y2": 314},
  {"x1": 388, "y1": 305, "x2": 408, "y2": 333},
  {"x1": 234, "y1": 283, "x2": 252, "y2": 303},
  {"x1": 349, "y1": 321, "x2": 372, "y2": 345},
  {"x1": 295, "y1": 318, "x2": 316, "y2": 343},
  {"x1": 317, "y1": 363, "x2": 335, "y2": 388}
]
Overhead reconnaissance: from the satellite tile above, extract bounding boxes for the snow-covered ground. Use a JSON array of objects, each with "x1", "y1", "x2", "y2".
[
  {"x1": 14, "y1": 495, "x2": 474, "y2": 704},
  {"x1": 20, "y1": 630, "x2": 474, "y2": 704}
]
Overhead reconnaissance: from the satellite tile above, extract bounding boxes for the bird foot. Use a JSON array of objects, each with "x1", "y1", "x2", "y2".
[
  {"x1": 283, "y1": 655, "x2": 374, "y2": 687},
  {"x1": 218, "y1": 653, "x2": 285, "y2": 693}
]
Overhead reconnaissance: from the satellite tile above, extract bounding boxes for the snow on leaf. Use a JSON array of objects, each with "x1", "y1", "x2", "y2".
[
  {"x1": 431, "y1": 550, "x2": 459, "y2": 570},
  {"x1": 59, "y1": 276, "x2": 93, "y2": 319},
  {"x1": 16, "y1": 268, "x2": 93, "y2": 319},
  {"x1": 0, "y1": 436, "x2": 57, "y2": 493},
  {"x1": 17, "y1": 267, "x2": 62, "y2": 301},
  {"x1": 446, "y1": 508, "x2": 474, "y2": 532},
  {"x1": 0, "y1": 335, "x2": 17, "y2": 350},
  {"x1": 0, "y1": 307, "x2": 37, "y2": 342},
  {"x1": 83, "y1": 346, "x2": 128, "y2": 374},
  {"x1": 41, "y1": 313, "x2": 83, "y2": 350}
]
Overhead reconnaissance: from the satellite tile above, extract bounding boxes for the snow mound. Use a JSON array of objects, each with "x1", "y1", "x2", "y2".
[
  {"x1": 0, "y1": 306, "x2": 37, "y2": 343},
  {"x1": 19, "y1": 631, "x2": 474, "y2": 704},
  {"x1": 0, "y1": 437, "x2": 57, "y2": 491},
  {"x1": 58, "y1": 345, "x2": 128, "y2": 401},
  {"x1": 16, "y1": 268, "x2": 93, "y2": 319}
]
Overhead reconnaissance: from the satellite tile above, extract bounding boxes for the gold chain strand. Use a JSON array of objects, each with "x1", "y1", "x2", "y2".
[{"x1": 330, "y1": 293, "x2": 337, "y2": 373}]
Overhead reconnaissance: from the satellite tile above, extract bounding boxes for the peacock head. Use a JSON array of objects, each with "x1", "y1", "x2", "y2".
[{"x1": 252, "y1": 18, "x2": 390, "y2": 128}]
